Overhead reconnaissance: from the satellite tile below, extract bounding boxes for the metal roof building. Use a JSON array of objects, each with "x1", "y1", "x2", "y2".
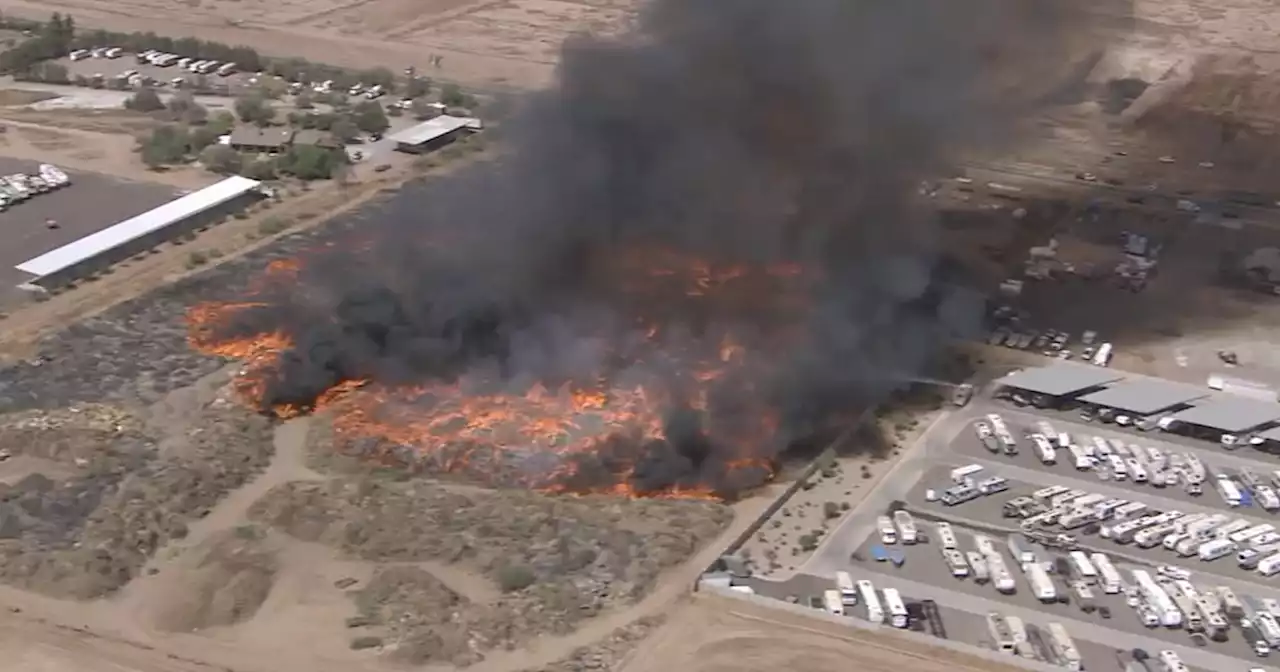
[
  {"x1": 16, "y1": 176, "x2": 262, "y2": 288},
  {"x1": 995, "y1": 364, "x2": 1124, "y2": 397},
  {"x1": 1168, "y1": 397, "x2": 1280, "y2": 433},
  {"x1": 389, "y1": 115, "x2": 481, "y2": 153},
  {"x1": 1077, "y1": 379, "x2": 1209, "y2": 416}
]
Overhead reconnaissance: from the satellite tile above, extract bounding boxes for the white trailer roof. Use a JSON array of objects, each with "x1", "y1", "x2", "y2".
[
  {"x1": 387, "y1": 115, "x2": 481, "y2": 146},
  {"x1": 15, "y1": 176, "x2": 261, "y2": 278}
]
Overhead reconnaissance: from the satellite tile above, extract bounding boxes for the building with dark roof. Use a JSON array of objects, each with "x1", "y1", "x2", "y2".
[
  {"x1": 291, "y1": 129, "x2": 342, "y2": 150},
  {"x1": 228, "y1": 126, "x2": 295, "y2": 153}
]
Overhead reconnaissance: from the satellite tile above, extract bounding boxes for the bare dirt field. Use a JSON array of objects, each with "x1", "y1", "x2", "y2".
[
  {"x1": 618, "y1": 593, "x2": 1028, "y2": 672},
  {"x1": 0, "y1": 0, "x2": 638, "y2": 90}
]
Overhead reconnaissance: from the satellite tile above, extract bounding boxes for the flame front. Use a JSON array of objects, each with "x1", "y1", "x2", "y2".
[{"x1": 186, "y1": 249, "x2": 800, "y2": 499}]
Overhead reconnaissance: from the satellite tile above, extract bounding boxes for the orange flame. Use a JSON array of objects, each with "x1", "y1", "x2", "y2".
[{"x1": 185, "y1": 247, "x2": 811, "y2": 499}]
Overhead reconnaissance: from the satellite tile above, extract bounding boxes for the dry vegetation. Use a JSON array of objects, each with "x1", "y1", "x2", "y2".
[
  {"x1": 0, "y1": 384, "x2": 274, "y2": 599},
  {"x1": 250, "y1": 476, "x2": 729, "y2": 663}
]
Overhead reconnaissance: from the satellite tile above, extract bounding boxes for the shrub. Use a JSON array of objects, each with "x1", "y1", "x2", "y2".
[
  {"x1": 496, "y1": 564, "x2": 537, "y2": 592},
  {"x1": 822, "y1": 502, "x2": 841, "y2": 520},
  {"x1": 185, "y1": 251, "x2": 208, "y2": 268},
  {"x1": 258, "y1": 216, "x2": 288, "y2": 235}
]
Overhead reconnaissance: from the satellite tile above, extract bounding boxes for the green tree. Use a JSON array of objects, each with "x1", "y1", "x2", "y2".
[
  {"x1": 279, "y1": 144, "x2": 345, "y2": 180},
  {"x1": 233, "y1": 94, "x2": 274, "y2": 126},
  {"x1": 409, "y1": 97, "x2": 439, "y2": 120},
  {"x1": 294, "y1": 91, "x2": 313, "y2": 110},
  {"x1": 439, "y1": 82, "x2": 472, "y2": 108},
  {"x1": 167, "y1": 91, "x2": 207, "y2": 124},
  {"x1": 208, "y1": 110, "x2": 236, "y2": 134},
  {"x1": 199, "y1": 144, "x2": 242, "y2": 174},
  {"x1": 241, "y1": 158, "x2": 278, "y2": 181},
  {"x1": 188, "y1": 125, "x2": 221, "y2": 151},
  {"x1": 125, "y1": 87, "x2": 165, "y2": 112},
  {"x1": 138, "y1": 125, "x2": 191, "y2": 168},
  {"x1": 405, "y1": 76, "x2": 430, "y2": 99},
  {"x1": 352, "y1": 101, "x2": 389, "y2": 135},
  {"x1": 330, "y1": 118, "x2": 359, "y2": 144}
]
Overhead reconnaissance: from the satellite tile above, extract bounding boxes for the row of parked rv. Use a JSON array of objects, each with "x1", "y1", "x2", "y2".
[
  {"x1": 933, "y1": 516, "x2": 1280, "y2": 662},
  {"x1": 986, "y1": 326, "x2": 1111, "y2": 366},
  {"x1": 0, "y1": 164, "x2": 70, "y2": 210},
  {"x1": 985, "y1": 611, "x2": 1082, "y2": 670},
  {"x1": 1009, "y1": 484, "x2": 1280, "y2": 578},
  {"x1": 134, "y1": 51, "x2": 238, "y2": 76},
  {"x1": 928, "y1": 463, "x2": 1011, "y2": 507},
  {"x1": 974, "y1": 414, "x2": 1280, "y2": 508}
]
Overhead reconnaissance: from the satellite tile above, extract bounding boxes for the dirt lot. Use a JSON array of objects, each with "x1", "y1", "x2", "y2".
[
  {"x1": 0, "y1": 0, "x2": 637, "y2": 90},
  {"x1": 618, "y1": 593, "x2": 1028, "y2": 672}
]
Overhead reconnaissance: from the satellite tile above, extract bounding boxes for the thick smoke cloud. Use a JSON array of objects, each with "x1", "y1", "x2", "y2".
[{"x1": 209, "y1": 0, "x2": 1131, "y2": 496}]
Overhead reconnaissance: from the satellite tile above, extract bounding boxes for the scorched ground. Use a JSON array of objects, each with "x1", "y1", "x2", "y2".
[{"x1": 186, "y1": 250, "x2": 825, "y2": 500}]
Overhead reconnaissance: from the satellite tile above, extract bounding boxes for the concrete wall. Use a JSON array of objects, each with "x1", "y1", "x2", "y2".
[{"x1": 32, "y1": 191, "x2": 262, "y2": 290}]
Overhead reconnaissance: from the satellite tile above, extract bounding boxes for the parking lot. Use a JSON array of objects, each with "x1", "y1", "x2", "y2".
[
  {"x1": 953, "y1": 412, "x2": 1280, "y2": 517},
  {"x1": 734, "y1": 570, "x2": 1216, "y2": 672},
  {"x1": 727, "y1": 387, "x2": 1280, "y2": 672},
  {"x1": 0, "y1": 156, "x2": 182, "y2": 299},
  {"x1": 58, "y1": 53, "x2": 258, "y2": 96}
]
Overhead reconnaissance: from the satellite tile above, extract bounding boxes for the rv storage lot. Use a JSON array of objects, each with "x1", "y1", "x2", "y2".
[
  {"x1": 0, "y1": 156, "x2": 181, "y2": 299},
  {"x1": 736, "y1": 396, "x2": 1280, "y2": 672}
]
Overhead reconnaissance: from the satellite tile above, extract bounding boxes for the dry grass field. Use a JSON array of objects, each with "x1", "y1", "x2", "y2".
[{"x1": 0, "y1": 0, "x2": 638, "y2": 89}]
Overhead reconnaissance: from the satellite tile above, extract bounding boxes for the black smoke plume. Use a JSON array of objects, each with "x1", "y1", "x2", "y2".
[{"x1": 200, "y1": 0, "x2": 1132, "y2": 497}]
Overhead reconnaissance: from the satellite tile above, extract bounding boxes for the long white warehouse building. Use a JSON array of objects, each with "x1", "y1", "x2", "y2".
[{"x1": 15, "y1": 176, "x2": 262, "y2": 290}]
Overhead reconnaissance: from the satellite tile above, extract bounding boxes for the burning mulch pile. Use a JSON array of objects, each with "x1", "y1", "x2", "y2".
[
  {"x1": 250, "y1": 477, "x2": 729, "y2": 663},
  {"x1": 0, "y1": 393, "x2": 273, "y2": 599}
]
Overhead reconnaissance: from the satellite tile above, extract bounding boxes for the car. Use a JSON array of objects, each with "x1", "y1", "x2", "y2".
[
  {"x1": 1099, "y1": 606, "x2": 1112, "y2": 619},
  {"x1": 1157, "y1": 565, "x2": 1191, "y2": 581}
]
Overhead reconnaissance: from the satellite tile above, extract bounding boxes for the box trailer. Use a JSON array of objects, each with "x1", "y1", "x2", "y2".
[
  {"x1": 1157, "y1": 650, "x2": 1188, "y2": 672},
  {"x1": 877, "y1": 515, "x2": 897, "y2": 544},
  {"x1": 1047, "y1": 622, "x2": 1082, "y2": 671},
  {"x1": 1260, "y1": 553, "x2": 1280, "y2": 577},
  {"x1": 1004, "y1": 614, "x2": 1033, "y2": 659},
  {"x1": 1200, "y1": 538, "x2": 1237, "y2": 561},
  {"x1": 883, "y1": 588, "x2": 908, "y2": 628},
  {"x1": 1025, "y1": 562, "x2": 1056, "y2": 602},
  {"x1": 1068, "y1": 551, "x2": 1098, "y2": 581},
  {"x1": 1033, "y1": 485, "x2": 1069, "y2": 503},
  {"x1": 893, "y1": 510, "x2": 918, "y2": 545},
  {"x1": 1091, "y1": 553, "x2": 1122, "y2": 593},
  {"x1": 967, "y1": 551, "x2": 990, "y2": 583},
  {"x1": 1232, "y1": 524, "x2": 1276, "y2": 545},
  {"x1": 1218, "y1": 586, "x2": 1246, "y2": 619},
  {"x1": 835, "y1": 571, "x2": 858, "y2": 605},
  {"x1": 857, "y1": 580, "x2": 882, "y2": 623},
  {"x1": 987, "y1": 554, "x2": 1016, "y2": 593},
  {"x1": 942, "y1": 549, "x2": 970, "y2": 577},
  {"x1": 935, "y1": 522, "x2": 957, "y2": 550},
  {"x1": 986, "y1": 612, "x2": 1015, "y2": 653},
  {"x1": 823, "y1": 589, "x2": 844, "y2": 616}
]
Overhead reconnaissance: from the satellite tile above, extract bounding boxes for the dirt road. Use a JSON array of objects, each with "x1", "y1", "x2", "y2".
[{"x1": 620, "y1": 592, "x2": 1030, "y2": 672}]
